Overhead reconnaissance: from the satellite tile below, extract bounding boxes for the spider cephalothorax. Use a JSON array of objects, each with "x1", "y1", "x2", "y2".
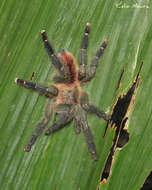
[{"x1": 15, "y1": 23, "x2": 110, "y2": 161}]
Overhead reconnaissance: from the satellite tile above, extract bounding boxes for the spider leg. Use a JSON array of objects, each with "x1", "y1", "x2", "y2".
[
  {"x1": 80, "y1": 91, "x2": 110, "y2": 121},
  {"x1": 41, "y1": 30, "x2": 64, "y2": 76},
  {"x1": 45, "y1": 106, "x2": 73, "y2": 135},
  {"x1": 82, "y1": 124, "x2": 98, "y2": 161},
  {"x1": 14, "y1": 78, "x2": 58, "y2": 98},
  {"x1": 73, "y1": 118, "x2": 81, "y2": 134},
  {"x1": 73, "y1": 105, "x2": 83, "y2": 134},
  {"x1": 24, "y1": 100, "x2": 52, "y2": 152},
  {"x1": 80, "y1": 106, "x2": 97, "y2": 161},
  {"x1": 74, "y1": 105, "x2": 97, "y2": 160},
  {"x1": 80, "y1": 40, "x2": 108, "y2": 82},
  {"x1": 83, "y1": 104, "x2": 110, "y2": 121},
  {"x1": 78, "y1": 23, "x2": 90, "y2": 80}
]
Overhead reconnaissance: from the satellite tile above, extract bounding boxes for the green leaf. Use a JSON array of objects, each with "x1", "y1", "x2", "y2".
[{"x1": 0, "y1": 0, "x2": 151, "y2": 190}]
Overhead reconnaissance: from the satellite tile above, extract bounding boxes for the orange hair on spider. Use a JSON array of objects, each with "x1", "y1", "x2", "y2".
[{"x1": 58, "y1": 51, "x2": 78, "y2": 84}]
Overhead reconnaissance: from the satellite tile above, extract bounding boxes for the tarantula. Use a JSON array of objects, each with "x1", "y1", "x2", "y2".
[{"x1": 15, "y1": 23, "x2": 110, "y2": 161}]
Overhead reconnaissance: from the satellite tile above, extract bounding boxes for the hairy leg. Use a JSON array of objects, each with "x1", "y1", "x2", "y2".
[
  {"x1": 83, "y1": 104, "x2": 110, "y2": 121},
  {"x1": 74, "y1": 105, "x2": 97, "y2": 160},
  {"x1": 82, "y1": 124, "x2": 98, "y2": 161},
  {"x1": 78, "y1": 23, "x2": 90, "y2": 80},
  {"x1": 73, "y1": 118, "x2": 81, "y2": 134},
  {"x1": 45, "y1": 108, "x2": 73, "y2": 135},
  {"x1": 80, "y1": 107, "x2": 98, "y2": 161},
  {"x1": 24, "y1": 100, "x2": 52, "y2": 152},
  {"x1": 73, "y1": 105, "x2": 83, "y2": 134},
  {"x1": 80, "y1": 40, "x2": 108, "y2": 82},
  {"x1": 80, "y1": 91, "x2": 110, "y2": 120},
  {"x1": 41, "y1": 30, "x2": 64, "y2": 76},
  {"x1": 14, "y1": 78, "x2": 58, "y2": 98}
]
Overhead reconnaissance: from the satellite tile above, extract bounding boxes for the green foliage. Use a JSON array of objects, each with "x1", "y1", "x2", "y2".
[{"x1": 0, "y1": 0, "x2": 151, "y2": 189}]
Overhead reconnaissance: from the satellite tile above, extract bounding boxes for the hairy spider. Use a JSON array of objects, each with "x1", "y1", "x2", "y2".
[{"x1": 15, "y1": 23, "x2": 110, "y2": 161}]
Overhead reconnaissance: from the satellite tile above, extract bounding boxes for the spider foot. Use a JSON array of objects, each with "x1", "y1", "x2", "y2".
[
  {"x1": 24, "y1": 144, "x2": 31, "y2": 152},
  {"x1": 105, "y1": 114, "x2": 111, "y2": 121},
  {"x1": 41, "y1": 29, "x2": 46, "y2": 34},
  {"x1": 85, "y1": 22, "x2": 91, "y2": 33},
  {"x1": 92, "y1": 154, "x2": 98, "y2": 161}
]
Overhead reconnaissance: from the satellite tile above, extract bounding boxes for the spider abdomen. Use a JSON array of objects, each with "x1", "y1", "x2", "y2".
[{"x1": 58, "y1": 51, "x2": 78, "y2": 84}]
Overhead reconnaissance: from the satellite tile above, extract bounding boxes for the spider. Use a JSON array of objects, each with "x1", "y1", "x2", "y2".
[{"x1": 15, "y1": 23, "x2": 110, "y2": 161}]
